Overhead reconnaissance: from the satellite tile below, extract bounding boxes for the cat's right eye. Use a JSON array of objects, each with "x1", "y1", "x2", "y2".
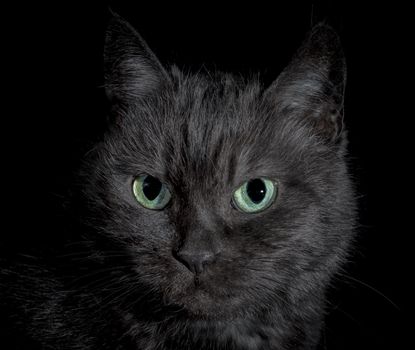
[{"x1": 132, "y1": 175, "x2": 171, "y2": 210}]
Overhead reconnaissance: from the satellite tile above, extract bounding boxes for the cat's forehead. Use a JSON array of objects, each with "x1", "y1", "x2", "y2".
[
  {"x1": 115, "y1": 74, "x2": 310, "y2": 190},
  {"x1": 163, "y1": 76, "x2": 277, "y2": 183}
]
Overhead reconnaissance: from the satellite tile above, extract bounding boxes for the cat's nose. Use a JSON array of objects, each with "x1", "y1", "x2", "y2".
[{"x1": 174, "y1": 249, "x2": 217, "y2": 275}]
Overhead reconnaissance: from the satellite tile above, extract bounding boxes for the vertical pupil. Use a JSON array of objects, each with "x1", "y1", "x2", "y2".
[
  {"x1": 142, "y1": 176, "x2": 162, "y2": 201},
  {"x1": 246, "y1": 179, "x2": 266, "y2": 204}
]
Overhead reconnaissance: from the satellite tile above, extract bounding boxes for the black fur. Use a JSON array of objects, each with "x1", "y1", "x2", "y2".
[{"x1": 0, "y1": 13, "x2": 356, "y2": 350}]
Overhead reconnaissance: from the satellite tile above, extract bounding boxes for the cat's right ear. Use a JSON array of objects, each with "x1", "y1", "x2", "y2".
[{"x1": 104, "y1": 12, "x2": 170, "y2": 104}]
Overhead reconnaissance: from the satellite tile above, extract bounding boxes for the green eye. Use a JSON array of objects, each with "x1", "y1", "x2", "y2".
[
  {"x1": 232, "y1": 178, "x2": 278, "y2": 213},
  {"x1": 132, "y1": 175, "x2": 171, "y2": 210}
]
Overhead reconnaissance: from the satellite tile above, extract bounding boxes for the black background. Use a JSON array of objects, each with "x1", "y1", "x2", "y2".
[{"x1": 4, "y1": 1, "x2": 407, "y2": 349}]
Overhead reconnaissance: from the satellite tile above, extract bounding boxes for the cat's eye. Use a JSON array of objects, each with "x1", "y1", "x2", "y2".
[
  {"x1": 232, "y1": 178, "x2": 278, "y2": 213},
  {"x1": 132, "y1": 175, "x2": 171, "y2": 210}
]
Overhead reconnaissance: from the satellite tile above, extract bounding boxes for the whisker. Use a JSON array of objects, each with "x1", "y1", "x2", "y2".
[
  {"x1": 338, "y1": 274, "x2": 400, "y2": 311},
  {"x1": 66, "y1": 265, "x2": 134, "y2": 288}
]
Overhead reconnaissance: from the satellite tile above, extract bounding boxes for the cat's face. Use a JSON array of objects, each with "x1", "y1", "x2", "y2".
[{"x1": 81, "y1": 15, "x2": 355, "y2": 321}]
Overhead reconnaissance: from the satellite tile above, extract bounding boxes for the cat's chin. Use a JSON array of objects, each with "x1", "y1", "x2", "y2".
[{"x1": 165, "y1": 275, "x2": 245, "y2": 320}]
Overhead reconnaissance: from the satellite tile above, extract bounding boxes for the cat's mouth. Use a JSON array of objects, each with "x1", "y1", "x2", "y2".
[
  {"x1": 164, "y1": 272, "x2": 243, "y2": 319},
  {"x1": 175, "y1": 290, "x2": 235, "y2": 319}
]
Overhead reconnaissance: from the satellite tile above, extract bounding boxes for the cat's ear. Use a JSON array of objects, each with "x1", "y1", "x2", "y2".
[
  {"x1": 104, "y1": 12, "x2": 170, "y2": 104},
  {"x1": 267, "y1": 24, "x2": 346, "y2": 143}
]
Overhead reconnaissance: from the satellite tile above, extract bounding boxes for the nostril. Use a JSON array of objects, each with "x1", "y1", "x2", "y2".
[{"x1": 173, "y1": 249, "x2": 216, "y2": 275}]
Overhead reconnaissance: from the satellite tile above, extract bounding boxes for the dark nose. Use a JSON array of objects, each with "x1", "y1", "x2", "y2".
[{"x1": 174, "y1": 249, "x2": 217, "y2": 275}]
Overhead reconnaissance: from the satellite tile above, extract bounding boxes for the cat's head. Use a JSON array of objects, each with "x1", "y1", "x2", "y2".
[{"x1": 80, "y1": 13, "x2": 355, "y2": 321}]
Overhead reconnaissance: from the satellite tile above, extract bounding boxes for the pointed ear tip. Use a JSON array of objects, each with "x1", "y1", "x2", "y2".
[
  {"x1": 309, "y1": 22, "x2": 342, "y2": 47},
  {"x1": 104, "y1": 10, "x2": 141, "y2": 51},
  {"x1": 107, "y1": 7, "x2": 116, "y2": 16},
  {"x1": 107, "y1": 7, "x2": 123, "y2": 21},
  {"x1": 106, "y1": 10, "x2": 126, "y2": 30},
  {"x1": 311, "y1": 22, "x2": 337, "y2": 32},
  {"x1": 304, "y1": 22, "x2": 345, "y2": 66},
  {"x1": 105, "y1": 9, "x2": 136, "y2": 35}
]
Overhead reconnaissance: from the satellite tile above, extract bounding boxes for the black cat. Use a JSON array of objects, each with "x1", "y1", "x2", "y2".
[{"x1": 0, "y1": 13, "x2": 356, "y2": 350}]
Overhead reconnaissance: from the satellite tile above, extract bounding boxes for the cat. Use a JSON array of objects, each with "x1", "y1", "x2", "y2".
[{"x1": 0, "y1": 12, "x2": 356, "y2": 350}]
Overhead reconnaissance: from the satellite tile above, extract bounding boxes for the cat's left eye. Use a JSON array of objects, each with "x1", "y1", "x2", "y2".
[
  {"x1": 132, "y1": 175, "x2": 171, "y2": 210},
  {"x1": 232, "y1": 178, "x2": 278, "y2": 213}
]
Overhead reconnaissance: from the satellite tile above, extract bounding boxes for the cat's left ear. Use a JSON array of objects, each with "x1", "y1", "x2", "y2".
[
  {"x1": 104, "y1": 12, "x2": 171, "y2": 104},
  {"x1": 266, "y1": 24, "x2": 346, "y2": 143}
]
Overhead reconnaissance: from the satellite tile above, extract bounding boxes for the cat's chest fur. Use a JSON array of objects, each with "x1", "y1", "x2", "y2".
[
  {"x1": 122, "y1": 313, "x2": 317, "y2": 350},
  {"x1": 110, "y1": 295, "x2": 323, "y2": 350}
]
